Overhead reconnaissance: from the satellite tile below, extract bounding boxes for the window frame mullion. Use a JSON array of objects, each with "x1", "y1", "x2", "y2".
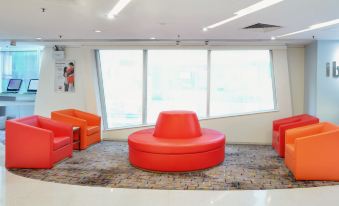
[
  {"x1": 207, "y1": 49, "x2": 211, "y2": 118},
  {"x1": 142, "y1": 49, "x2": 148, "y2": 125}
]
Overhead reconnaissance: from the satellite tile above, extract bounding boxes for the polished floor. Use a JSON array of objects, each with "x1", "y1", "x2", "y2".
[
  {"x1": 1, "y1": 143, "x2": 339, "y2": 205},
  {"x1": 9, "y1": 141, "x2": 338, "y2": 190}
]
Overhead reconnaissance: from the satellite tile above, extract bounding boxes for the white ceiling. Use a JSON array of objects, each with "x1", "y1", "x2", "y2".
[{"x1": 0, "y1": 0, "x2": 338, "y2": 41}]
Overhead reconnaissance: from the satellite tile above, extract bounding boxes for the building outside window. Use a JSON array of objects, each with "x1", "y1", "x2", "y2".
[
  {"x1": 0, "y1": 50, "x2": 41, "y2": 92},
  {"x1": 97, "y1": 49, "x2": 276, "y2": 129}
]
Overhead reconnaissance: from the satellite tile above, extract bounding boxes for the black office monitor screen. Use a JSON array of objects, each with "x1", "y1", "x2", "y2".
[
  {"x1": 7, "y1": 79, "x2": 22, "y2": 92},
  {"x1": 27, "y1": 79, "x2": 39, "y2": 92}
]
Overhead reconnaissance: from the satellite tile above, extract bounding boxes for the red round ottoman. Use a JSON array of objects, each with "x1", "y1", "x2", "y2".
[{"x1": 128, "y1": 111, "x2": 226, "y2": 172}]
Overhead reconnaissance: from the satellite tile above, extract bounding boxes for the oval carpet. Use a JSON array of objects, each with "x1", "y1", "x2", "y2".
[{"x1": 9, "y1": 141, "x2": 339, "y2": 190}]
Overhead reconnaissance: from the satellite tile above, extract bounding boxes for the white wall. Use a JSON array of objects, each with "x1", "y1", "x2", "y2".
[
  {"x1": 35, "y1": 47, "x2": 100, "y2": 116},
  {"x1": 303, "y1": 40, "x2": 339, "y2": 124},
  {"x1": 35, "y1": 44, "x2": 294, "y2": 145},
  {"x1": 316, "y1": 41, "x2": 339, "y2": 124},
  {"x1": 304, "y1": 42, "x2": 318, "y2": 116},
  {"x1": 287, "y1": 46, "x2": 305, "y2": 115}
]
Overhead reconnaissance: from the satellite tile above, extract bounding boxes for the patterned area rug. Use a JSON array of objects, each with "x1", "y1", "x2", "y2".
[{"x1": 10, "y1": 141, "x2": 339, "y2": 190}]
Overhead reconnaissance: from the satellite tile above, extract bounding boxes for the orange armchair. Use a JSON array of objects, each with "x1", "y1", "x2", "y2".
[
  {"x1": 285, "y1": 122, "x2": 339, "y2": 180},
  {"x1": 272, "y1": 114, "x2": 319, "y2": 157},
  {"x1": 51, "y1": 109, "x2": 101, "y2": 150}
]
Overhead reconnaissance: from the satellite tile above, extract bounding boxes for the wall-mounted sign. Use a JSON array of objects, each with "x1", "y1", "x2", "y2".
[
  {"x1": 55, "y1": 60, "x2": 75, "y2": 92},
  {"x1": 53, "y1": 51, "x2": 65, "y2": 60},
  {"x1": 326, "y1": 61, "x2": 339, "y2": 78}
]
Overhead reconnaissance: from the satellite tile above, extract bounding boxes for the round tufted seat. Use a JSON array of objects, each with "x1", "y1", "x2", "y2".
[{"x1": 128, "y1": 111, "x2": 226, "y2": 172}]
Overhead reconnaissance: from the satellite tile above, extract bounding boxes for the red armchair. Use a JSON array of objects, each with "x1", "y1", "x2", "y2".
[
  {"x1": 272, "y1": 114, "x2": 319, "y2": 157},
  {"x1": 6, "y1": 115, "x2": 73, "y2": 169},
  {"x1": 51, "y1": 109, "x2": 101, "y2": 150}
]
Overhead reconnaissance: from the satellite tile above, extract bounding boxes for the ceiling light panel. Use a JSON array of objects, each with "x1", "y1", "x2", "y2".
[
  {"x1": 107, "y1": 0, "x2": 132, "y2": 19},
  {"x1": 204, "y1": 0, "x2": 284, "y2": 30},
  {"x1": 276, "y1": 19, "x2": 339, "y2": 38},
  {"x1": 235, "y1": 0, "x2": 284, "y2": 16}
]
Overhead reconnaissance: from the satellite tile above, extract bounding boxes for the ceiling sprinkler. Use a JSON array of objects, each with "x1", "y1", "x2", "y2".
[{"x1": 176, "y1": 34, "x2": 181, "y2": 46}]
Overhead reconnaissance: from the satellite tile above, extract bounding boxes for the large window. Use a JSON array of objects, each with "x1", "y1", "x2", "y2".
[
  {"x1": 98, "y1": 50, "x2": 143, "y2": 128},
  {"x1": 210, "y1": 50, "x2": 275, "y2": 116},
  {"x1": 97, "y1": 49, "x2": 276, "y2": 129},
  {"x1": 147, "y1": 50, "x2": 207, "y2": 123},
  {"x1": 0, "y1": 51, "x2": 41, "y2": 92}
]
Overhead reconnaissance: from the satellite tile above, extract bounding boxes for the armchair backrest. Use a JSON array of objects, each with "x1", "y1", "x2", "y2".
[
  {"x1": 14, "y1": 115, "x2": 40, "y2": 127},
  {"x1": 321, "y1": 122, "x2": 338, "y2": 132},
  {"x1": 286, "y1": 114, "x2": 317, "y2": 123},
  {"x1": 54, "y1": 109, "x2": 76, "y2": 117},
  {"x1": 73, "y1": 110, "x2": 100, "y2": 126},
  {"x1": 52, "y1": 109, "x2": 100, "y2": 128},
  {"x1": 273, "y1": 114, "x2": 319, "y2": 132}
]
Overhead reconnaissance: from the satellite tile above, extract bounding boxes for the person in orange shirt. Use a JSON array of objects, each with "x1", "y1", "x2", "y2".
[
  {"x1": 63, "y1": 67, "x2": 69, "y2": 92},
  {"x1": 66, "y1": 62, "x2": 75, "y2": 92}
]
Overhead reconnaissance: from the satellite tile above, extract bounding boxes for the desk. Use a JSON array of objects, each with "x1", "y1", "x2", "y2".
[{"x1": 0, "y1": 93, "x2": 36, "y2": 129}]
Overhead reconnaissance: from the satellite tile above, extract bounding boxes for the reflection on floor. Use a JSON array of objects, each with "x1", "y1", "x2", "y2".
[
  {"x1": 9, "y1": 141, "x2": 339, "y2": 190},
  {"x1": 0, "y1": 130, "x2": 4, "y2": 145}
]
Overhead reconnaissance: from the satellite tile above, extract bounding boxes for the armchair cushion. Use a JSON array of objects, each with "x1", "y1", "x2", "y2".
[
  {"x1": 53, "y1": 136, "x2": 71, "y2": 150},
  {"x1": 87, "y1": 126, "x2": 100, "y2": 135}
]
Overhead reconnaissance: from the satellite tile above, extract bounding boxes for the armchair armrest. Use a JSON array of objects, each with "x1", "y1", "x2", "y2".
[
  {"x1": 285, "y1": 123, "x2": 323, "y2": 144},
  {"x1": 38, "y1": 116, "x2": 73, "y2": 138},
  {"x1": 74, "y1": 110, "x2": 101, "y2": 126},
  {"x1": 5, "y1": 120, "x2": 54, "y2": 168}
]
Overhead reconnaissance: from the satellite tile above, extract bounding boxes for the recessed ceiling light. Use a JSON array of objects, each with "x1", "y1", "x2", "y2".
[
  {"x1": 271, "y1": 36, "x2": 276, "y2": 40},
  {"x1": 203, "y1": 0, "x2": 284, "y2": 30},
  {"x1": 150, "y1": 37, "x2": 156, "y2": 40},
  {"x1": 107, "y1": 0, "x2": 132, "y2": 19},
  {"x1": 35, "y1": 37, "x2": 42, "y2": 40},
  {"x1": 276, "y1": 19, "x2": 339, "y2": 38},
  {"x1": 203, "y1": 28, "x2": 208, "y2": 32},
  {"x1": 94, "y1": 30, "x2": 102, "y2": 33}
]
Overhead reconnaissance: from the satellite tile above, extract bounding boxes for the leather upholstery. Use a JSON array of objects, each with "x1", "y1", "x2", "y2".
[
  {"x1": 51, "y1": 109, "x2": 101, "y2": 150},
  {"x1": 285, "y1": 122, "x2": 339, "y2": 180},
  {"x1": 128, "y1": 111, "x2": 225, "y2": 172},
  {"x1": 129, "y1": 128, "x2": 225, "y2": 154},
  {"x1": 5, "y1": 115, "x2": 73, "y2": 169},
  {"x1": 272, "y1": 114, "x2": 319, "y2": 157},
  {"x1": 153, "y1": 111, "x2": 202, "y2": 138}
]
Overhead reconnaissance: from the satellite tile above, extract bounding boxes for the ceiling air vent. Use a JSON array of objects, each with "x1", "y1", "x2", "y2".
[{"x1": 243, "y1": 23, "x2": 282, "y2": 32}]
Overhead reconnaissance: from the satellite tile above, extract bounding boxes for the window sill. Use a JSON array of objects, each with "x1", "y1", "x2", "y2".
[{"x1": 104, "y1": 109, "x2": 279, "y2": 131}]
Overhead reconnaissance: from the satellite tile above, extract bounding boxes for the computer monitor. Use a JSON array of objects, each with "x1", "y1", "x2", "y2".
[
  {"x1": 6, "y1": 79, "x2": 22, "y2": 92},
  {"x1": 27, "y1": 79, "x2": 39, "y2": 92}
]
